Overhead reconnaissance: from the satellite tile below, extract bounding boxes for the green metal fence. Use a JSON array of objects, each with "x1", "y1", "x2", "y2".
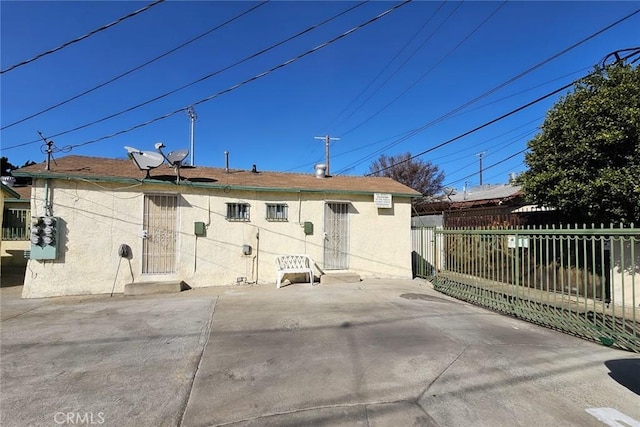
[{"x1": 414, "y1": 224, "x2": 639, "y2": 352}]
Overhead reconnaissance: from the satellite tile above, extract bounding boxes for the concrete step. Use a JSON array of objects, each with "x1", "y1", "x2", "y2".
[
  {"x1": 124, "y1": 281, "x2": 190, "y2": 296},
  {"x1": 320, "y1": 272, "x2": 361, "y2": 284}
]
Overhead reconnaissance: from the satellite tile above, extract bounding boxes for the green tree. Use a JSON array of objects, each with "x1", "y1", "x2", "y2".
[
  {"x1": 1, "y1": 157, "x2": 18, "y2": 176},
  {"x1": 368, "y1": 152, "x2": 444, "y2": 197},
  {"x1": 518, "y1": 63, "x2": 640, "y2": 224}
]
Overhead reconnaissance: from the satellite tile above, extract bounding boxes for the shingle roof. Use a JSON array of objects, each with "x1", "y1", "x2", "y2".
[
  {"x1": 8, "y1": 184, "x2": 31, "y2": 200},
  {"x1": 448, "y1": 184, "x2": 521, "y2": 203},
  {"x1": 14, "y1": 155, "x2": 421, "y2": 197}
]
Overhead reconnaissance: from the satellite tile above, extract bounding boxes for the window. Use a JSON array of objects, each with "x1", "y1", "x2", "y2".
[
  {"x1": 226, "y1": 203, "x2": 250, "y2": 221},
  {"x1": 266, "y1": 204, "x2": 288, "y2": 221},
  {"x1": 2, "y1": 208, "x2": 30, "y2": 240}
]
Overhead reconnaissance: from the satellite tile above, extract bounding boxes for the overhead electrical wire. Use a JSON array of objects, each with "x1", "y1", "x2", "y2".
[
  {"x1": 435, "y1": 130, "x2": 535, "y2": 183},
  {"x1": 4, "y1": 0, "x2": 374, "y2": 151},
  {"x1": 0, "y1": 0, "x2": 166, "y2": 74},
  {"x1": 363, "y1": 81, "x2": 575, "y2": 176},
  {"x1": 1, "y1": 1, "x2": 269, "y2": 130},
  {"x1": 435, "y1": 127, "x2": 537, "y2": 168},
  {"x1": 333, "y1": 9, "x2": 640, "y2": 175},
  {"x1": 329, "y1": 66, "x2": 592, "y2": 174},
  {"x1": 328, "y1": 0, "x2": 454, "y2": 131},
  {"x1": 307, "y1": 0, "x2": 447, "y2": 168},
  {"x1": 340, "y1": 0, "x2": 508, "y2": 137},
  {"x1": 45, "y1": 0, "x2": 413, "y2": 151},
  {"x1": 482, "y1": 160, "x2": 526, "y2": 183},
  {"x1": 442, "y1": 148, "x2": 528, "y2": 188},
  {"x1": 447, "y1": 65, "x2": 593, "y2": 118},
  {"x1": 363, "y1": 45, "x2": 640, "y2": 178}
]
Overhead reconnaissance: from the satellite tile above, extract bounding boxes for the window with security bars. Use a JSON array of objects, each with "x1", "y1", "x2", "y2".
[
  {"x1": 2, "y1": 208, "x2": 30, "y2": 240},
  {"x1": 266, "y1": 204, "x2": 288, "y2": 221},
  {"x1": 226, "y1": 203, "x2": 250, "y2": 221}
]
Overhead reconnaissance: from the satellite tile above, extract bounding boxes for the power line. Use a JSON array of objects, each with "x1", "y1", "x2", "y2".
[
  {"x1": 334, "y1": 9, "x2": 640, "y2": 174},
  {"x1": 1, "y1": 1, "x2": 269, "y2": 131},
  {"x1": 364, "y1": 45, "x2": 640, "y2": 177},
  {"x1": 436, "y1": 128, "x2": 534, "y2": 180},
  {"x1": 5, "y1": 0, "x2": 372, "y2": 150},
  {"x1": 324, "y1": 1, "x2": 447, "y2": 132},
  {"x1": 433, "y1": 121, "x2": 539, "y2": 166},
  {"x1": 58, "y1": 0, "x2": 414, "y2": 151},
  {"x1": 341, "y1": 0, "x2": 507, "y2": 137},
  {"x1": 364, "y1": 80, "x2": 576, "y2": 176},
  {"x1": 442, "y1": 149, "x2": 528, "y2": 188},
  {"x1": 0, "y1": 0, "x2": 166, "y2": 74},
  {"x1": 329, "y1": 1, "x2": 455, "y2": 132}
]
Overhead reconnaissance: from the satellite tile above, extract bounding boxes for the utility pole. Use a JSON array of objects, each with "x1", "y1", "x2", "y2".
[
  {"x1": 187, "y1": 106, "x2": 197, "y2": 166},
  {"x1": 475, "y1": 151, "x2": 486, "y2": 185},
  {"x1": 314, "y1": 134, "x2": 340, "y2": 175}
]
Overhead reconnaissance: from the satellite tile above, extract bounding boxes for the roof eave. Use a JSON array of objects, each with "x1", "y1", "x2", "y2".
[{"x1": 13, "y1": 171, "x2": 420, "y2": 198}]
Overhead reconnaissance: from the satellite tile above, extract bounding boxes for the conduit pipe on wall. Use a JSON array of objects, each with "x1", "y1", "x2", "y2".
[
  {"x1": 255, "y1": 228, "x2": 260, "y2": 285},
  {"x1": 43, "y1": 179, "x2": 53, "y2": 217}
]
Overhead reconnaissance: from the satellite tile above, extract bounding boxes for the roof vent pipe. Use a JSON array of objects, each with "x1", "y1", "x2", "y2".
[
  {"x1": 314, "y1": 164, "x2": 327, "y2": 179},
  {"x1": 224, "y1": 151, "x2": 229, "y2": 173}
]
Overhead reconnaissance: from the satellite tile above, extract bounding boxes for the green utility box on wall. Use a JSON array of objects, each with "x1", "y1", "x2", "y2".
[
  {"x1": 194, "y1": 221, "x2": 206, "y2": 236},
  {"x1": 304, "y1": 221, "x2": 313, "y2": 235}
]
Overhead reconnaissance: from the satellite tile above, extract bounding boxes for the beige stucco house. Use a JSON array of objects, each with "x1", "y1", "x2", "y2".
[{"x1": 14, "y1": 155, "x2": 420, "y2": 298}]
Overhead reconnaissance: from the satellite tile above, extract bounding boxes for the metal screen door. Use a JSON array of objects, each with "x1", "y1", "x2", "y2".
[
  {"x1": 142, "y1": 194, "x2": 178, "y2": 274},
  {"x1": 324, "y1": 202, "x2": 349, "y2": 270}
]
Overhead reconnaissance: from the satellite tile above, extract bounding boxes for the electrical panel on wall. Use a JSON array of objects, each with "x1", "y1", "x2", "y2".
[{"x1": 30, "y1": 216, "x2": 59, "y2": 260}]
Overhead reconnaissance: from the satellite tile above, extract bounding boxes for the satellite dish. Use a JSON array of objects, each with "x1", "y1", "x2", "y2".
[
  {"x1": 154, "y1": 142, "x2": 189, "y2": 183},
  {"x1": 167, "y1": 149, "x2": 189, "y2": 166},
  {"x1": 124, "y1": 146, "x2": 164, "y2": 179}
]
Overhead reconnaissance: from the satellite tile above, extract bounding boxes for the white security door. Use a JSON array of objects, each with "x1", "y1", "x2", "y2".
[
  {"x1": 324, "y1": 202, "x2": 349, "y2": 270},
  {"x1": 142, "y1": 194, "x2": 178, "y2": 274}
]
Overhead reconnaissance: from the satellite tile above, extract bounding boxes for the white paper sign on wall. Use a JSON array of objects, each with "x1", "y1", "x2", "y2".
[{"x1": 374, "y1": 193, "x2": 392, "y2": 208}]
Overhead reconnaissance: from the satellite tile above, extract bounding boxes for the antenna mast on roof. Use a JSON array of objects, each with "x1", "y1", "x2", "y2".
[
  {"x1": 187, "y1": 106, "x2": 197, "y2": 166},
  {"x1": 37, "y1": 131, "x2": 54, "y2": 171}
]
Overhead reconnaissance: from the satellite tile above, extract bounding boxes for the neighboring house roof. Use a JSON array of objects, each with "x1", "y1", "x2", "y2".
[
  {"x1": 3, "y1": 184, "x2": 31, "y2": 201},
  {"x1": 447, "y1": 184, "x2": 522, "y2": 204},
  {"x1": 1, "y1": 183, "x2": 21, "y2": 200},
  {"x1": 414, "y1": 184, "x2": 523, "y2": 215},
  {"x1": 13, "y1": 155, "x2": 421, "y2": 197}
]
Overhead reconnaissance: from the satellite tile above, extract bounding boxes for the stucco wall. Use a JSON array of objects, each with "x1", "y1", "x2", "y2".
[
  {"x1": 22, "y1": 179, "x2": 414, "y2": 297},
  {"x1": 611, "y1": 240, "x2": 639, "y2": 308}
]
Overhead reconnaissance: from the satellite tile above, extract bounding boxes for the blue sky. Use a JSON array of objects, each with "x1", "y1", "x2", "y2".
[{"x1": 1, "y1": 1, "x2": 639, "y2": 190}]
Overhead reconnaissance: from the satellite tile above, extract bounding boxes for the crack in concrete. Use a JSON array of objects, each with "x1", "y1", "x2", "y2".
[
  {"x1": 207, "y1": 399, "x2": 418, "y2": 427},
  {"x1": 1, "y1": 304, "x2": 46, "y2": 322},
  {"x1": 177, "y1": 296, "x2": 218, "y2": 426},
  {"x1": 416, "y1": 345, "x2": 468, "y2": 405}
]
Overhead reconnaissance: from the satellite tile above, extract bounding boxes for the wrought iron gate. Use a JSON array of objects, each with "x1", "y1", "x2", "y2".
[
  {"x1": 324, "y1": 202, "x2": 349, "y2": 270},
  {"x1": 142, "y1": 194, "x2": 178, "y2": 274}
]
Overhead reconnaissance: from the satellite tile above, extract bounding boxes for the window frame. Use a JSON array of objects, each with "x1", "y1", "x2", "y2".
[
  {"x1": 265, "y1": 203, "x2": 288, "y2": 222},
  {"x1": 226, "y1": 202, "x2": 250, "y2": 222}
]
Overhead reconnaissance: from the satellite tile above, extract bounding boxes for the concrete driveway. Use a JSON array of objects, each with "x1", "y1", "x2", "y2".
[{"x1": 1, "y1": 279, "x2": 639, "y2": 427}]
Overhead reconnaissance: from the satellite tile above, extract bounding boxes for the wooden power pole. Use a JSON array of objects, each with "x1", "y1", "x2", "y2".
[{"x1": 314, "y1": 134, "x2": 340, "y2": 175}]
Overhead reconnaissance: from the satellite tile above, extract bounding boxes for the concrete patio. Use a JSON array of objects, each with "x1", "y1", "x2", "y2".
[{"x1": 1, "y1": 277, "x2": 639, "y2": 426}]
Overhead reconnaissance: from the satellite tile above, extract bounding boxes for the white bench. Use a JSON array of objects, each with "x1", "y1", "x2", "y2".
[{"x1": 274, "y1": 254, "x2": 315, "y2": 288}]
